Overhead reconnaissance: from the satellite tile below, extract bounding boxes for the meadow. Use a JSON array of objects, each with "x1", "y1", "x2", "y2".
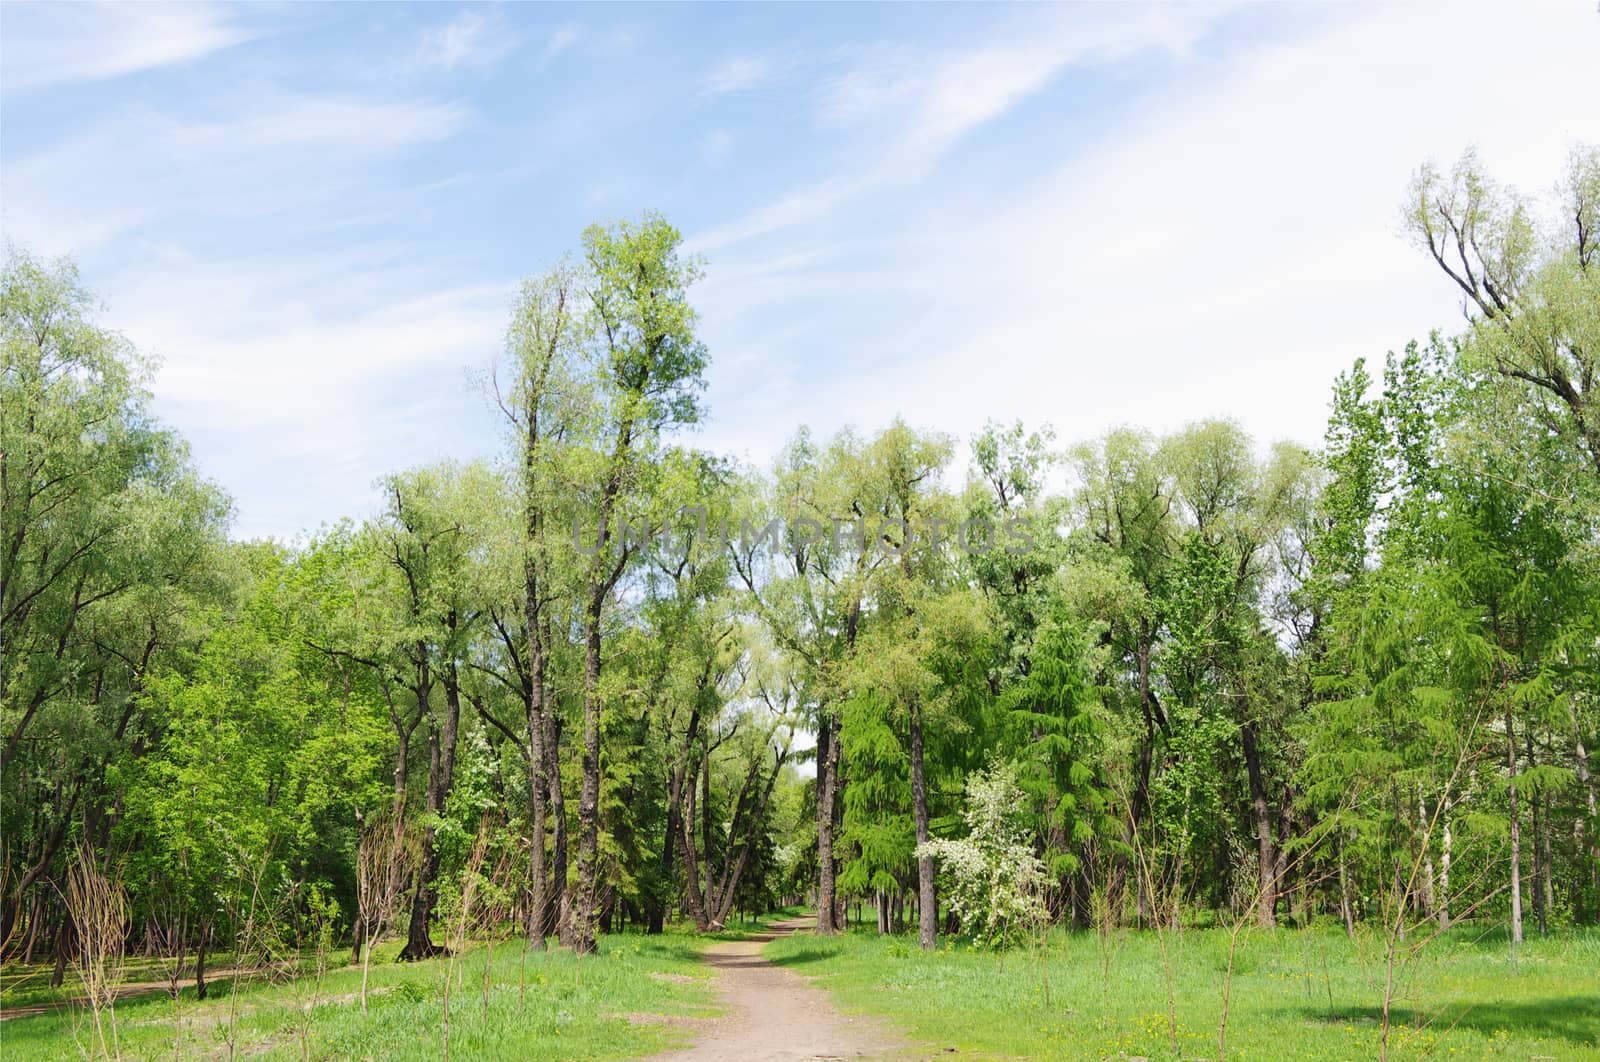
[
  {"x1": 0, "y1": 929, "x2": 725, "y2": 1060},
  {"x1": 766, "y1": 921, "x2": 1600, "y2": 1061},
  {"x1": 5, "y1": 913, "x2": 1596, "y2": 1060}
]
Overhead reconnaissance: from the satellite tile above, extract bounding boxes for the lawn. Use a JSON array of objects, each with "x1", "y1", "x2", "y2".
[
  {"x1": 765, "y1": 921, "x2": 1600, "y2": 1061},
  {"x1": 0, "y1": 925, "x2": 737, "y2": 1060},
  {"x1": 5, "y1": 914, "x2": 1594, "y2": 1060}
]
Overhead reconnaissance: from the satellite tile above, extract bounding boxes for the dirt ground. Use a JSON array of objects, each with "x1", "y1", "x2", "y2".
[
  {"x1": 644, "y1": 917, "x2": 907, "y2": 1062},
  {"x1": 0, "y1": 966, "x2": 251, "y2": 1021}
]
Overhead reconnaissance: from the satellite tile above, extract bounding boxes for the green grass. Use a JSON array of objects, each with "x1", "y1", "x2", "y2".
[
  {"x1": 765, "y1": 921, "x2": 1600, "y2": 1061},
  {"x1": 1, "y1": 930, "x2": 720, "y2": 1060},
  {"x1": 8, "y1": 914, "x2": 1592, "y2": 1060}
]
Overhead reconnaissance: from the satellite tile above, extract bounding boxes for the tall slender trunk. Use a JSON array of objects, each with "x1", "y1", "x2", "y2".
[
  {"x1": 1536, "y1": 788, "x2": 1553, "y2": 937},
  {"x1": 528, "y1": 534, "x2": 553, "y2": 946},
  {"x1": 525, "y1": 680, "x2": 548, "y2": 948},
  {"x1": 194, "y1": 919, "x2": 209, "y2": 1000},
  {"x1": 678, "y1": 759, "x2": 709, "y2": 931},
  {"x1": 567, "y1": 585, "x2": 605, "y2": 954},
  {"x1": 1418, "y1": 787, "x2": 1436, "y2": 919},
  {"x1": 0, "y1": 782, "x2": 76, "y2": 957},
  {"x1": 700, "y1": 746, "x2": 716, "y2": 916},
  {"x1": 402, "y1": 659, "x2": 461, "y2": 960},
  {"x1": 567, "y1": 408, "x2": 632, "y2": 954},
  {"x1": 910, "y1": 702, "x2": 936, "y2": 950},
  {"x1": 1438, "y1": 797, "x2": 1452, "y2": 931},
  {"x1": 1113, "y1": 643, "x2": 1157, "y2": 924},
  {"x1": 815, "y1": 711, "x2": 840, "y2": 934},
  {"x1": 654, "y1": 700, "x2": 703, "y2": 934},
  {"x1": 1240, "y1": 722, "x2": 1277, "y2": 927},
  {"x1": 542, "y1": 635, "x2": 567, "y2": 936},
  {"x1": 711, "y1": 740, "x2": 790, "y2": 927},
  {"x1": 516, "y1": 281, "x2": 565, "y2": 945},
  {"x1": 50, "y1": 911, "x2": 72, "y2": 987},
  {"x1": 1505, "y1": 706, "x2": 1523, "y2": 946},
  {"x1": 1338, "y1": 831, "x2": 1355, "y2": 938},
  {"x1": 1524, "y1": 729, "x2": 1546, "y2": 935}
]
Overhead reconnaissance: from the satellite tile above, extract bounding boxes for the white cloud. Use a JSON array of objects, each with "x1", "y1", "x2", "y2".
[
  {"x1": 100, "y1": 250, "x2": 515, "y2": 539},
  {"x1": 541, "y1": 25, "x2": 582, "y2": 64},
  {"x1": 3, "y1": 64, "x2": 486, "y2": 538},
  {"x1": 2, "y1": 93, "x2": 467, "y2": 255},
  {"x1": 415, "y1": 11, "x2": 518, "y2": 72},
  {"x1": 0, "y1": 2, "x2": 255, "y2": 93},
  {"x1": 182, "y1": 96, "x2": 470, "y2": 151},
  {"x1": 691, "y1": 6, "x2": 1215, "y2": 253},
  {"x1": 702, "y1": 55, "x2": 772, "y2": 97},
  {"x1": 692, "y1": 2, "x2": 1598, "y2": 472}
]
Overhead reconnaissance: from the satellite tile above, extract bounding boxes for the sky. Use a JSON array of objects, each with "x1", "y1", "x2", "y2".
[{"x1": 2, "y1": 1, "x2": 1595, "y2": 541}]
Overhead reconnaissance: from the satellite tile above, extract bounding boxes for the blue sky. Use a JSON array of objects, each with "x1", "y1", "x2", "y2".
[{"x1": 3, "y1": 2, "x2": 1594, "y2": 539}]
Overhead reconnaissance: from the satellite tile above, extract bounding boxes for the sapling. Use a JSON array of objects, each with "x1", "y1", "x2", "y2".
[
  {"x1": 442, "y1": 824, "x2": 490, "y2": 1062},
  {"x1": 62, "y1": 844, "x2": 128, "y2": 1062},
  {"x1": 355, "y1": 808, "x2": 412, "y2": 1014}
]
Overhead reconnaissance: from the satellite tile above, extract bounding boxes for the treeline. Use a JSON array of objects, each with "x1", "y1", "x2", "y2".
[{"x1": 1, "y1": 148, "x2": 1596, "y2": 992}]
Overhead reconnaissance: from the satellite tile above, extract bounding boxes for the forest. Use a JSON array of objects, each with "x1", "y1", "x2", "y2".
[{"x1": 2, "y1": 146, "x2": 1598, "y2": 1060}]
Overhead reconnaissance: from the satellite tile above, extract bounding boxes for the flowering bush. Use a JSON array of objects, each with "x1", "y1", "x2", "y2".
[{"x1": 918, "y1": 762, "x2": 1047, "y2": 948}]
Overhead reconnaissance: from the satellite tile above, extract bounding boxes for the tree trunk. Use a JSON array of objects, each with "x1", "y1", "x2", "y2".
[
  {"x1": 1418, "y1": 788, "x2": 1436, "y2": 920},
  {"x1": 1112, "y1": 642, "x2": 1158, "y2": 923},
  {"x1": 701, "y1": 746, "x2": 717, "y2": 917},
  {"x1": 712, "y1": 742, "x2": 790, "y2": 928},
  {"x1": 401, "y1": 659, "x2": 462, "y2": 961},
  {"x1": 1438, "y1": 797, "x2": 1452, "y2": 931},
  {"x1": 401, "y1": 730, "x2": 446, "y2": 960},
  {"x1": 1, "y1": 782, "x2": 78, "y2": 957},
  {"x1": 678, "y1": 761, "x2": 710, "y2": 931},
  {"x1": 910, "y1": 703, "x2": 936, "y2": 950},
  {"x1": 525, "y1": 598, "x2": 549, "y2": 949},
  {"x1": 566, "y1": 585, "x2": 606, "y2": 954},
  {"x1": 544, "y1": 682, "x2": 567, "y2": 937},
  {"x1": 195, "y1": 920, "x2": 209, "y2": 1000},
  {"x1": 1338, "y1": 831, "x2": 1355, "y2": 938},
  {"x1": 1506, "y1": 706, "x2": 1523, "y2": 946},
  {"x1": 653, "y1": 701, "x2": 703, "y2": 935},
  {"x1": 815, "y1": 711, "x2": 840, "y2": 934},
  {"x1": 1241, "y1": 722, "x2": 1277, "y2": 927},
  {"x1": 50, "y1": 912, "x2": 72, "y2": 987},
  {"x1": 1537, "y1": 787, "x2": 1553, "y2": 937}
]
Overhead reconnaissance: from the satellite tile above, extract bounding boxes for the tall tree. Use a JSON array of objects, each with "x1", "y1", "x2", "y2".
[{"x1": 564, "y1": 214, "x2": 709, "y2": 953}]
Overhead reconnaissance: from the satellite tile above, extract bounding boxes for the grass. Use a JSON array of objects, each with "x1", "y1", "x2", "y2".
[
  {"x1": 765, "y1": 920, "x2": 1600, "y2": 1061},
  {"x1": 1, "y1": 927, "x2": 727, "y2": 1060},
  {"x1": 7, "y1": 911, "x2": 1593, "y2": 1060}
]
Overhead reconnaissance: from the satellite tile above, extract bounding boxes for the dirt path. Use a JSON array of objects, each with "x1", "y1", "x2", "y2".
[
  {"x1": 1, "y1": 966, "x2": 253, "y2": 1021},
  {"x1": 647, "y1": 917, "x2": 905, "y2": 1062}
]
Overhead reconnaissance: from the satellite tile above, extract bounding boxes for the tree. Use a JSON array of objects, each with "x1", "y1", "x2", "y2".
[
  {"x1": 564, "y1": 214, "x2": 709, "y2": 953},
  {"x1": 919, "y1": 762, "x2": 1047, "y2": 948},
  {"x1": 1, "y1": 250, "x2": 229, "y2": 962},
  {"x1": 487, "y1": 261, "x2": 586, "y2": 947},
  {"x1": 1406, "y1": 145, "x2": 1600, "y2": 478}
]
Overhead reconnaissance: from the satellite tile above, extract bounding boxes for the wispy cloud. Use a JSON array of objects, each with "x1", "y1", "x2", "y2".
[
  {"x1": 414, "y1": 11, "x2": 518, "y2": 73},
  {"x1": 541, "y1": 25, "x2": 582, "y2": 64},
  {"x1": 702, "y1": 55, "x2": 771, "y2": 97},
  {"x1": 182, "y1": 96, "x2": 470, "y2": 151},
  {"x1": 3, "y1": 92, "x2": 467, "y2": 254},
  {"x1": 693, "y1": 2, "x2": 1595, "y2": 473},
  {"x1": 692, "y1": 7, "x2": 1212, "y2": 253},
  {"x1": 102, "y1": 249, "x2": 514, "y2": 538},
  {"x1": 0, "y1": 2, "x2": 256, "y2": 93}
]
